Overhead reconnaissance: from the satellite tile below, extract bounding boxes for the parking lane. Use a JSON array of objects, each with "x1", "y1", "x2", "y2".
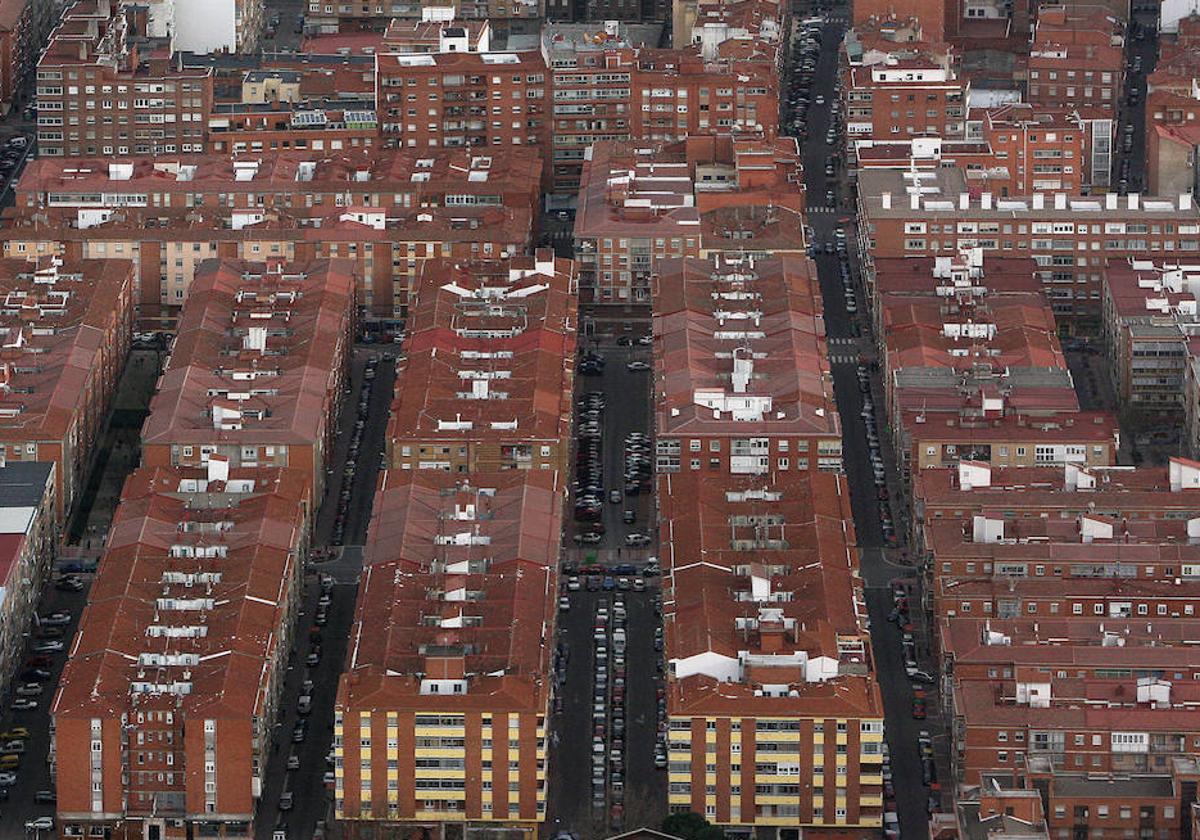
[
  {"x1": 255, "y1": 345, "x2": 394, "y2": 840},
  {"x1": 790, "y1": 15, "x2": 941, "y2": 838},
  {"x1": 550, "y1": 328, "x2": 666, "y2": 838}
]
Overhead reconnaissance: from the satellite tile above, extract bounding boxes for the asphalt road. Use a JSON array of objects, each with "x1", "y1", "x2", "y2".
[
  {"x1": 795, "y1": 17, "x2": 941, "y2": 838},
  {"x1": 549, "y1": 330, "x2": 666, "y2": 839},
  {"x1": 567, "y1": 335, "x2": 657, "y2": 562},
  {"x1": 1115, "y1": 13, "x2": 1159, "y2": 191},
  {"x1": 255, "y1": 345, "x2": 396, "y2": 840},
  {"x1": 262, "y1": 0, "x2": 308, "y2": 50}
]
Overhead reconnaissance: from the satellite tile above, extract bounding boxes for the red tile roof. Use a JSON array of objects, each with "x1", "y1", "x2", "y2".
[
  {"x1": 659, "y1": 469, "x2": 883, "y2": 719},
  {"x1": 652, "y1": 255, "x2": 841, "y2": 439},
  {"x1": 387, "y1": 253, "x2": 577, "y2": 448},
  {"x1": 339, "y1": 469, "x2": 563, "y2": 712},
  {"x1": 0, "y1": 257, "x2": 133, "y2": 445},
  {"x1": 53, "y1": 466, "x2": 310, "y2": 720},
  {"x1": 143, "y1": 259, "x2": 354, "y2": 450}
]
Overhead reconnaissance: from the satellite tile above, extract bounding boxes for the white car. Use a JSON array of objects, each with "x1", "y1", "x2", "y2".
[
  {"x1": 25, "y1": 817, "x2": 53, "y2": 831},
  {"x1": 625, "y1": 533, "x2": 652, "y2": 547},
  {"x1": 626, "y1": 360, "x2": 651, "y2": 372},
  {"x1": 0, "y1": 771, "x2": 15, "y2": 785}
]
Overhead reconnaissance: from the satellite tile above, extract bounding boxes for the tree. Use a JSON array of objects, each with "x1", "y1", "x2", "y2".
[{"x1": 662, "y1": 811, "x2": 725, "y2": 840}]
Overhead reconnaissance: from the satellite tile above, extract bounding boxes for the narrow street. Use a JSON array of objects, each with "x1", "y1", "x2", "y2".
[
  {"x1": 254, "y1": 345, "x2": 396, "y2": 840},
  {"x1": 548, "y1": 326, "x2": 667, "y2": 839},
  {"x1": 796, "y1": 16, "x2": 940, "y2": 839}
]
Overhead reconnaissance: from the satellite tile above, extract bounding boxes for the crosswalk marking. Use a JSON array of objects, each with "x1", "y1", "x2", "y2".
[{"x1": 829, "y1": 354, "x2": 859, "y2": 364}]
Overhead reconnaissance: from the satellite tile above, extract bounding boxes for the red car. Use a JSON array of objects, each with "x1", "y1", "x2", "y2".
[{"x1": 912, "y1": 699, "x2": 927, "y2": 720}]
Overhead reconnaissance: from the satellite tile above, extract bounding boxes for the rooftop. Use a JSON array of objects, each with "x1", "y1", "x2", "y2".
[
  {"x1": 659, "y1": 469, "x2": 882, "y2": 719},
  {"x1": 142, "y1": 259, "x2": 354, "y2": 449},
  {"x1": 916, "y1": 458, "x2": 1200, "y2": 509},
  {"x1": 858, "y1": 167, "x2": 1199, "y2": 218},
  {"x1": 942, "y1": 617, "x2": 1200, "y2": 670},
  {"x1": 339, "y1": 469, "x2": 562, "y2": 712},
  {"x1": 653, "y1": 256, "x2": 840, "y2": 439},
  {"x1": 1104, "y1": 258, "x2": 1200, "y2": 325},
  {"x1": 0, "y1": 460, "x2": 53, "y2": 510},
  {"x1": 53, "y1": 464, "x2": 310, "y2": 719},
  {"x1": 18, "y1": 148, "x2": 541, "y2": 204},
  {"x1": 0, "y1": 257, "x2": 133, "y2": 445},
  {"x1": 387, "y1": 252, "x2": 577, "y2": 446},
  {"x1": 954, "y1": 674, "x2": 1200, "y2": 732}
]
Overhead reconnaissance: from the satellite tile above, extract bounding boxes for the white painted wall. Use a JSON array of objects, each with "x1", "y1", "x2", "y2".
[{"x1": 174, "y1": 0, "x2": 237, "y2": 54}]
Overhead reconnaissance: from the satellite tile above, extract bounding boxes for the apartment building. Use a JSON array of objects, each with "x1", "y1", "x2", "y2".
[
  {"x1": 844, "y1": 55, "x2": 968, "y2": 140},
  {"x1": 53, "y1": 462, "x2": 312, "y2": 840},
  {"x1": 34, "y1": 0, "x2": 215, "y2": 157},
  {"x1": 866, "y1": 248, "x2": 1121, "y2": 478},
  {"x1": 548, "y1": 20, "x2": 780, "y2": 194},
  {"x1": 13, "y1": 147, "x2": 541, "y2": 217},
  {"x1": 142, "y1": 259, "x2": 354, "y2": 500},
  {"x1": 963, "y1": 103, "x2": 1114, "y2": 194},
  {"x1": 574, "y1": 137, "x2": 805, "y2": 302},
  {"x1": 1101, "y1": 258, "x2": 1200, "y2": 415},
  {"x1": 659, "y1": 469, "x2": 884, "y2": 832},
  {"x1": 0, "y1": 204, "x2": 536, "y2": 325},
  {"x1": 652, "y1": 256, "x2": 842, "y2": 475},
  {"x1": 931, "y1": 781, "x2": 1049, "y2": 839},
  {"x1": 6, "y1": 148, "x2": 540, "y2": 320},
  {"x1": 866, "y1": 250, "x2": 1044, "y2": 336},
  {"x1": 540, "y1": 22, "x2": 658, "y2": 193},
  {"x1": 0, "y1": 256, "x2": 134, "y2": 520},
  {"x1": 335, "y1": 469, "x2": 562, "y2": 837},
  {"x1": 1026, "y1": 758, "x2": 1197, "y2": 840},
  {"x1": 951, "y1": 671, "x2": 1200, "y2": 787},
  {"x1": 375, "y1": 50, "x2": 549, "y2": 152},
  {"x1": 387, "y1": 250, "x2": 577, "y2": 475},
  {"x1": 856, "y1": 166, "x2": 1200, "y2": 326},
  {"x1": 1027, "y1": 7, "x2": 1123, "y2": 118},
  {"x1": 902, "y1": 412, "x2": 1118, "y2": 476},
  {"x1": 0, "y1": 459, "x2": 55, "y2": 697},
  {"x1": 1145, "y1": 85, "x2": 1200, "y2": 196}
]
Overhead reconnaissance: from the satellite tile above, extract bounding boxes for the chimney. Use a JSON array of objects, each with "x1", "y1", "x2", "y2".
[
  {"x1": 1106, "y1": 192, "x2": 1118, "y2": 210},
  {"x1": 732, "y1": 351, "x2": 753, "y2": 394},
  {"x1": 1054, "y1": 193, "x2": 1067, "y2": 210},
  {"x1": 981, "y1": 192, "x2": 992, "y2": 209},
  {"x1": 243, "y1": 325, "x2": 267, "y2": 352},
  {"x1": 1129, "y1": 193, "x2": 1140, "y2": 210},
  {"x1": 959, "y1": 192, "x2": 970, "y2": 210},
  {"x1": 1032, "y1": 193, "x2": 1045, "y2": 210},
  {"x1": 207, "y1": 455, "x2": 230, "y2": 483},
  {"x1": 1182, "y1": 193, "x2": 1194, "y2": 211},
  {"x1": 910, "y1": 191, "x2": 920, "y2": 209},
  {"x1": 759, "y1": 621, "x2": 785, "y2": 652},
  {"x1": 881, "y1": 191, "x2": 892, "y2": 209}
]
